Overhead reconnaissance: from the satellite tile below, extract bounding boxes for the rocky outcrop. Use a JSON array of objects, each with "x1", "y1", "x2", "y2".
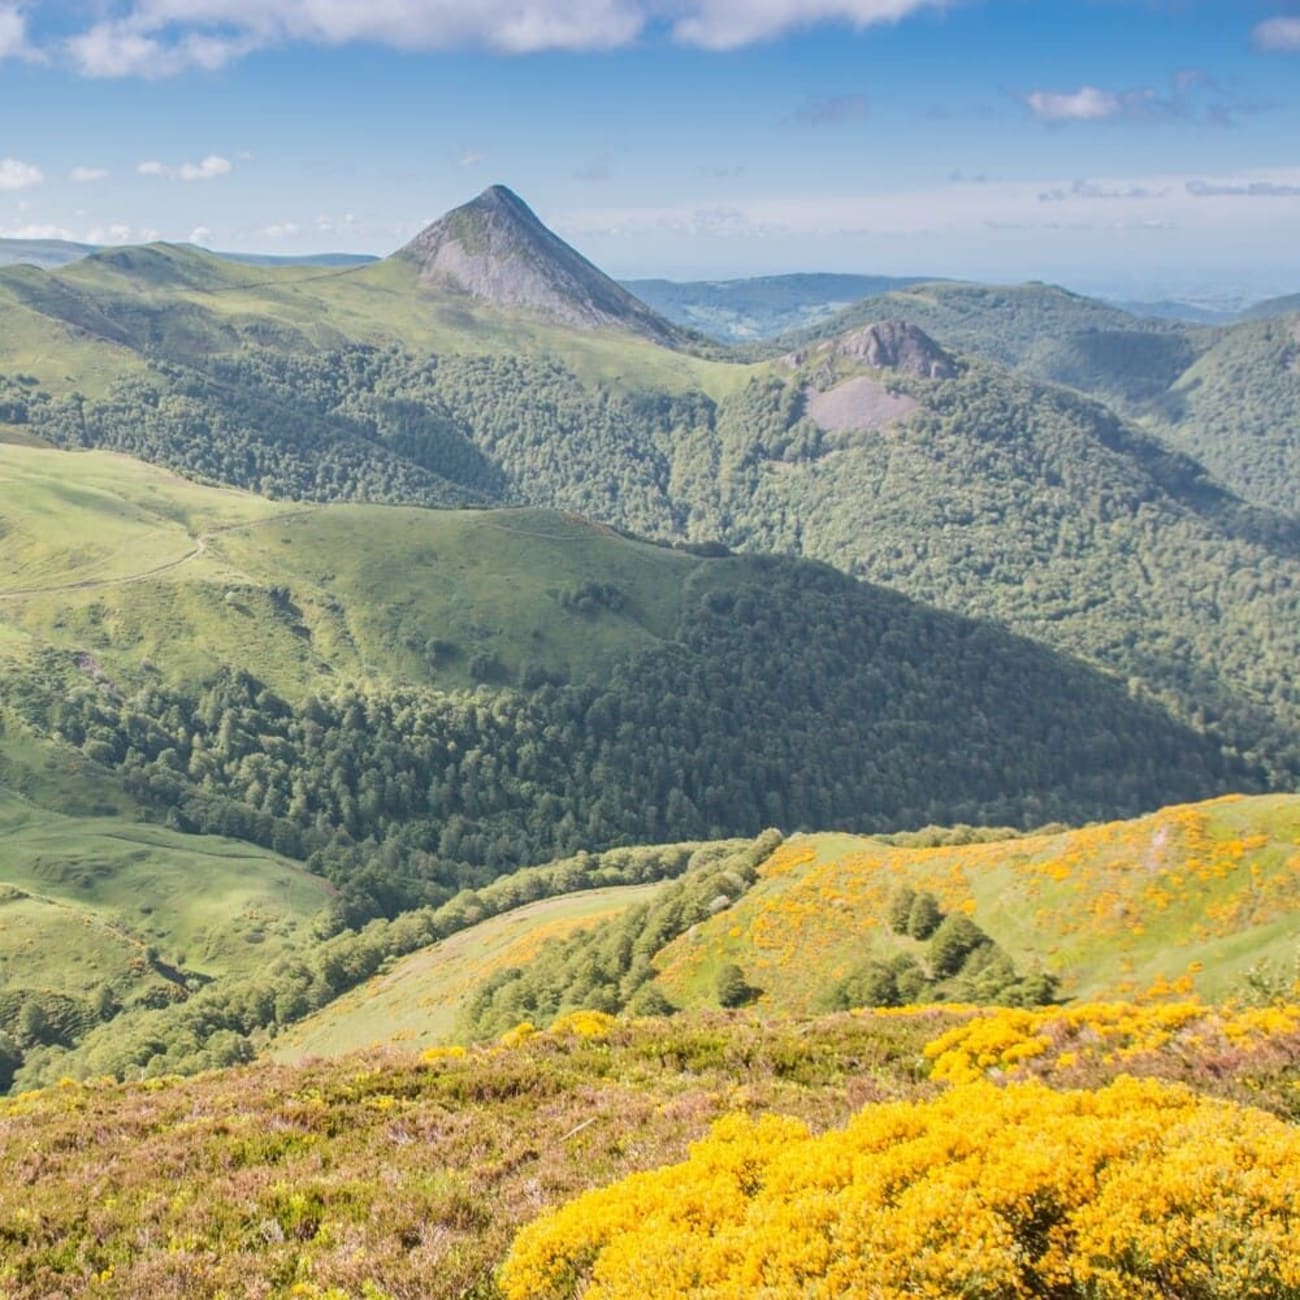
[{"x1": 784, "y1": 320, "x2": 956, "y2": 379}]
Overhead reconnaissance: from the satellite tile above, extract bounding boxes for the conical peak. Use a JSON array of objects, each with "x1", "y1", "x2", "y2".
[{"x1": 395, "y1": 185, "x2": 685, "y2": 346}]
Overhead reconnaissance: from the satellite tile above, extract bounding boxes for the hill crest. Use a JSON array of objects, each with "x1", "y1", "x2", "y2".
[{"x1": 395, "y1": 185, "x2": 686, "y2": 346}]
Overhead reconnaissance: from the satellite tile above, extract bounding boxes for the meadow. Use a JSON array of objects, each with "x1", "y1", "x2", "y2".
[{"x1": 271, "y1": 884, "x2": 660, "y2": 1062}]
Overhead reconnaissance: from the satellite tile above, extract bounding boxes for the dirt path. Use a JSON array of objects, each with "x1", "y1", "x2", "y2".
[{"x1": 0, "y1": 508, "x2": 317, "y2": 602}]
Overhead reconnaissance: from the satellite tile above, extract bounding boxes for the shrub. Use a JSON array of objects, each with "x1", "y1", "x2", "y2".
[
  {"x1": 928, "y1": 913, "x2": 990, "y2": 978},
  {"x1": 830, "y1": 961, "x2": 899, "y2": 1010},
  {"x1": 886, "y1": 887, "x2": 916, "y2": 935},
  {"x1": 715, "y1": 964, "x2": 751, "y2": 1009},
  {"x1": 501, "y1": 1076, "x2": 1300, "y2": 1300}
]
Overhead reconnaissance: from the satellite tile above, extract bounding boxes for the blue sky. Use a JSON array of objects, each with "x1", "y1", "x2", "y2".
[{"x1": 1, "y1": 1, "x2": 1299, "y2": 297}]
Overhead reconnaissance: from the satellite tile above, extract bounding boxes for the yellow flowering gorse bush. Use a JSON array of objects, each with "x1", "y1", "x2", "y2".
[
  {"x1": 923, "y1": 1000, "x2": 1300, "y2": 1083},
  {"x1": 500, "y1": 1075, "x2": 1300, "y2": 1300}
]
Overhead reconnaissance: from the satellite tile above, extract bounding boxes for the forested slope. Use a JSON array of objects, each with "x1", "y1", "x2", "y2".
[
  {"x1": 3, "y1": 320, "x2": 1297, "y2": 786},
  {"x1": 1152, "y1": 314, "x2": 1300, "y2": 515}
]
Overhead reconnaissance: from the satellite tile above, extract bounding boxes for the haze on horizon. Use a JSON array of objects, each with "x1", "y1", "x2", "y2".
[{"x1": 2, "y1": 0, "x2": 1299, "y2": 301}]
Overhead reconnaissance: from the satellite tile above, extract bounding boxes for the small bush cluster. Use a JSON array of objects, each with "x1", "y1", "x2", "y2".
[{"x1": 828, "y1": 887, "x2": 1057, "y2": 1011}]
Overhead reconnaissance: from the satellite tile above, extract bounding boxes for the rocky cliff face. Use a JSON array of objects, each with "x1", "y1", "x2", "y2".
[
  {"x1": 784, "y1": 320, "x2": 956, "y2": 379},
  {"x1": 396, "y1": 186, "x2": 686, "y2": 346}
]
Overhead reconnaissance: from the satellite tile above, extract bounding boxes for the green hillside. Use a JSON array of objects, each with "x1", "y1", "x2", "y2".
[
  {"x1": 780, "y1": 280, "x2": 1299, "y2": 520},
  {"x1": 645, "y1": 794, "x2": 1300, "y2": 1013},
  {"x1": 6, "y1": 322, "x2": 1295, "y2": 789},
  {"x1": 0, "y1": 204, "x2": 1294, "y2": 791},
  {"x1": 0, "y1": 786, "x2": 330, "y2": 984},
  {"x1": 0, "y1": 752, "x2": 333, "y2": 1089},
  {"x1": 1153, "y1": 315, "x2": 1300, "y2": 515},
  {"x1": 670, "y1": 350, "x2": 1300, "y2": 785},
  {"x1": 0, "y1": 443, "x2": 698, "y2": 697},
  {"x1": 270, "y1": 882, "x2": 660, "y2": 1061},
  {"x1": 0, "y1": 240, "x2": 741, "y2": 397},
  {"x1": 778, "y1": 279, "x2": 1209, "y2": 406},
  {"x1": 0, "y1": 443, "x2": 1238, "y2": 939}
]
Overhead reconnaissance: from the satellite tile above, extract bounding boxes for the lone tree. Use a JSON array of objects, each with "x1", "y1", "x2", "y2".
[
  {"x1": 716, "y1": 963, "x2": 751, "y2": 1008},
  {"x1": 888, "y1": 887, "x2": 917, "y2": 935},
  {"x1": 907, "y1": 891, "x2": 943, "y2": 941}
]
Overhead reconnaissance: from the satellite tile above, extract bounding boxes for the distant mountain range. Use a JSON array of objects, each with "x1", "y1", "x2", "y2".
[
  {"x1": 0, "y1": 236, "x2": 378, "y2": 272},
  {"x1": 5, "y1": 227, "x2": 1293, "y2": 336}
]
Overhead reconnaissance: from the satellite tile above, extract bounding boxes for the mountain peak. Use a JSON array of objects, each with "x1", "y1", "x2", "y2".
[{"x1": 395, "y1": 185, "x2": 684, "y2": 346}]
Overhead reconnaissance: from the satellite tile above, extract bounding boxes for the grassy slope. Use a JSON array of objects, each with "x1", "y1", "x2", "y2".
[
  {"x1": 0, "y1": 622, "x2": 332, "y2": 1012},
  {"x1": 0, "y1": 784, "x2": 332, "y2": 999},
  {"x1": 0, "y1": 274, "x2": 146, "y2": 396},
  {"x1": 271, "y1": 883, "x2": 661, "y2": 1062},
  {"x1": 0, "y1": 444, "x2": 705, "y2": 697},
  {"x1": 650, "y1": 794, "x2": 1300, "y2": 1011},
  {"x1": 268, "y1": 795, "x2": 1300, "y2": 1061},
  {"x1": 0, "y1": 244, "x2": 751, "y2": 399}
]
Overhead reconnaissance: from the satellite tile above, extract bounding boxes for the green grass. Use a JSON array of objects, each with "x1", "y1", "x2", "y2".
[
  {"x1": 0, "y1": 784, "x2": 332, "y2": 999},
  {"x1": 0, "y1": 698, "x2": 331, "y2": 1012},
  {"x1": 0, "y1": 303, "x2": 142, "y2": 397},
  {"x1": 0, "y1": 444, "x2": 715, "y2": 696},
  {"x1": 0, "y1": 720, "x2": 141, "y2": 819},
  {"x1": 0, "y1": 443, "x2": 282, "y2": 589},
  {"x1": 271, "y1": 883, "x2": 662, "y2": 1062},
  {"x1": 649, "y1": 794, "x2": 1300, "y2": 1011}
]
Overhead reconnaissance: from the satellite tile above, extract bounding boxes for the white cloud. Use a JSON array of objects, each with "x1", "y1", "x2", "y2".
[
  {"x1": 189, "y1": 225, "x2": 214, "y2": 243},
  {"x1": 1254, "y1": 17, "x2": 1300, "y2": 52},
  {"x1": 457, "y1": 150, "x2": 486, "y2": 168},
  {"x1": 48, "y1": 0, "x2": 966, "y2": 74},
  {"x1": 63, "y1": 0, "x2": 644, "y2": 75},
  {"x1": 137, "y1": 155, "x2": 233, "y2": 181},
  {"x1": 1024, "y1": 86, "x2": 1122, "y2": 123},
  {"x1": 669, "y1": 0, "x2": 955, "y2": 50},
  {"x1": 261, "y1": 221, "x2": 300, "y2": 238},
  {"x1": 0, "y1": 222, "x2": 77, "y2": 240},
  {"x1": 68, "y1": 22, "x2": 256, "y2": 77},
  {"x1": 179, "y1": 155, "x2": 232, "y2": 180},
  {"x1": 69, "y1": 166, "x2": 110, "y2": 183},
  {"x1": 0, "y1": 158, "x2": 44, "y2": 191},
  {"x1": 0, "y1": 5, "x2": 36, "y2": 61},
  {"x1": 85, "y1": 223, "x2": 137, "y2": 244}
]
